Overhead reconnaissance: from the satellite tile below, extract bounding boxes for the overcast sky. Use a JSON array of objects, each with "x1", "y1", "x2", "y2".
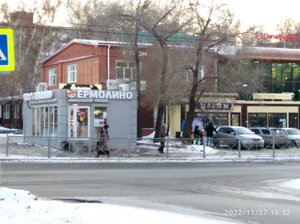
[
  {"x1": 225, "y1": 0, "x2": 300, "y2": 33},
  {"x1": 1, "y1": 0, "x2": 300, "y2": 33}
]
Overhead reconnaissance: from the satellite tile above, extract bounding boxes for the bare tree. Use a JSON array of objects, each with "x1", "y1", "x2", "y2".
[
  {"x1": 276, "y1": 18, "x2": 300, "y2": 48},
  {"x1": 182, "y1": 1, "x2": 241, "y2": 138},
  {"x1": 66, "y1": 0, "x2": 126, "y2": 40},
  {"x1": 67, "y1": 0, "x2": 188, "y2": 139},
  {"x1": 217, "y1": 52, "x2": 267, "y2": 100},
  {"x1": 0, "y1": 0, "x2": 63, "y2": 128},
  {"x1": 0, "y1": 0, "x2": 63, "y2": 96},
  {"x1": 124, "y1": 0, "x2": 188, "y2": 140}
]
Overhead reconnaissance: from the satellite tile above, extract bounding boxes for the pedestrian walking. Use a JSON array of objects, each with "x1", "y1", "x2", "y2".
[
  {"x1": 96, "y1": 124, "x2": 109, "y2": 157},
  {"x1": 205, "y1": 121, "x2": 218, "y2": 146}
]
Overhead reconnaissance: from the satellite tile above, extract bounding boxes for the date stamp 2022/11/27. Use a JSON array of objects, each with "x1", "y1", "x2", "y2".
[{"x1": 224, "y1": 209, "x2": 290, "y2": 216}]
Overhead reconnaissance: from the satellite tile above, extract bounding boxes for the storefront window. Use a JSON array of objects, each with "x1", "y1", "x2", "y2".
[
  {"x1": 94, "y1": 107, "x2": 107, "y2": 127},
  {"x1": 271, "y1": 62, "x2": 300, "y2": 93},
  {"x1": 69, "y1": 106, "x2": 90, "y2": 138},
  {"x1": 268, "y1": 113, "x2": 286, "y2": 128},
  {"x1": 231, "y1": 113, "x2": 240, "y2": 126},
  {"x1": 32, "y1": 106, "x2": 58, "y2": 137},
  {"x1": 49, "y1": 107, "x2": 58, "y2": 136},
  {"x1": 289, "y1": 113, "x2": 298, "y2": 128},
  {"x1": 194, "y1": 112, "x2": 228, "y2": 128},
  {"x1": 248, "y1": 113, "x2": 267, "y2": 127}
]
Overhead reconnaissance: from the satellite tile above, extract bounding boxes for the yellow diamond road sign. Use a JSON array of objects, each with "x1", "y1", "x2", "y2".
[{"x1": 0, "y1": 28, "x2": 15, "y2": 72}]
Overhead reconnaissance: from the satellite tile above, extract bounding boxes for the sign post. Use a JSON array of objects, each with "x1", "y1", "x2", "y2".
[{"x1": 0, "y1": 28, "x2": 15, "y2": 72}]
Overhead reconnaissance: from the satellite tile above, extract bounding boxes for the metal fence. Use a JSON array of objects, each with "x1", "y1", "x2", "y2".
[{"x1": 1, "y1": 135, "x2": 300, "y2": 159}]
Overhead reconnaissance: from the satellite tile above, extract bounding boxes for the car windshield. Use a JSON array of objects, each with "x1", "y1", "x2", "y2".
[
  {"x1": 234, "y1": 127, "x2": 253, "y2": 135},
  {"x1": 286, "y1": 129, "x2": 300, "y2": 135}
]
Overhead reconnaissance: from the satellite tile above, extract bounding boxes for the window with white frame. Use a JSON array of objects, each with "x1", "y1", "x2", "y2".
[
  {"x1": 3, "y1": 105, "x2": 10, "y2": 119},
  {"x1": 185, "y1": 65, "x2": 205, "y2": 82},
  {"x1": 116, "y1": 61, "x2": 136, "y2": 80},
  {"x1": 67, "y1": 64, "x2": 77, "y2": 83},
  {"x1": 48, "y1": 68, "x2": 57, "y2": 86},
  {"x1": 13, "y1": 105, "x2": 21, "y2": 119},
  {"x1": 198, "y1": 65, "x2": 205, "y2": 80}
]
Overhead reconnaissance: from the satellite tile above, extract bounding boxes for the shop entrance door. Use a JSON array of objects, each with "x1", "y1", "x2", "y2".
[{"x1": 69, "y1": 106, "x2": 90, "y2": 139}]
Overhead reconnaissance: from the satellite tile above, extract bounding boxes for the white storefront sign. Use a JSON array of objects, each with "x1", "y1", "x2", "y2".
[{"x1": 67, "y1": 90, "x2": 133, "y2": 100}]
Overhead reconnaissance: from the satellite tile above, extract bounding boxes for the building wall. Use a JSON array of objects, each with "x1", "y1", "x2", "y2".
[
  {"x1": 169, "y1": 105, "x2": 181, "y2": 137},
  {"x1": 41, "y1": 43, "x2": 154, "y2": 91}
]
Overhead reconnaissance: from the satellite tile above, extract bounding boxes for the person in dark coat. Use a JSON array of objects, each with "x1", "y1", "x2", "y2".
[
  {"x1": 193, "y1": 125, "x2": 200, "y2": 145},
  {"x1": 96, "y1": 125, "x2": 109, "y2": 157},
  {"x1": 205, "y1": 121, "x2": 218, "y2": 146}
]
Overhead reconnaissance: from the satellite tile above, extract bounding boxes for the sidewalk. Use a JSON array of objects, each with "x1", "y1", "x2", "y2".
[{"x1": 2, "y1": 154, "x2": 300, "y2": 163}]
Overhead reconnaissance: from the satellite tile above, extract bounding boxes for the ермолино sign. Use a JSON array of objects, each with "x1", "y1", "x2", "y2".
[{"x1": 0, "y1": 28, "x2": 15, "y2": 72}]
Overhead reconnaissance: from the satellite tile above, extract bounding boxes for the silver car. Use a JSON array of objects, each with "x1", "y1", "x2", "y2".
[
  {"x1": 249, "y1": 127, "x2": 290, "y2": 148},
  {"x1": 280, "y1": 128, "x2": 300, "y2": 148},
  {"x1": 213, "y1": 126, "x2": 264, "y2": 149}
]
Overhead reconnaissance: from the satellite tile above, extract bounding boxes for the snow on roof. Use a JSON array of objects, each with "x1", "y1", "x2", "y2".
[{"x1": 239, "y1": 47, "x2": 300, "y2": 61}]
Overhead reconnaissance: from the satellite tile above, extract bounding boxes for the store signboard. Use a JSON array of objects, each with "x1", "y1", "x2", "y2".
[
  {"x1": 253, "y1": 93, "x2": 294, "y2": 101},
  {"x1": 255, "y1": 31, "x2": 297, "y2": 42},
  {"x1": 67, "y1": 90, "x2": 133, "y2": 100},
  {"x1": 196, "y1": 102, "x2": 234, "y2": 110},
  {"x1": 23, "y1": 91, "x2": 53, "y2": 101}
]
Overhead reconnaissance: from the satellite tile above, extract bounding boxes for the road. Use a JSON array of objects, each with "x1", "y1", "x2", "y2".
[{"x1": 1, "y1": 161, "x2": 300, "y2": 224}]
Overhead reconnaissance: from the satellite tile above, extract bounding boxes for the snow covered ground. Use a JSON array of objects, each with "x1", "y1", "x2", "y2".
[
  {"x1": 0, "y1": 179, "x2": 299, "y2": 224},
  {"x1": 0, "y1": 187, "x2": 238, "y2": 224}
]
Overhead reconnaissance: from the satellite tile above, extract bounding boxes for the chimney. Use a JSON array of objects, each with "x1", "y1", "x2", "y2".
[{"x1": 10, "y1": 11, "x2": 34, "y2": 26}]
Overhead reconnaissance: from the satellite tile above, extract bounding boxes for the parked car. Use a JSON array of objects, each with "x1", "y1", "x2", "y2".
[
  {"x1": 249, "y1": 127, "x2": 290, "y2": 148},
  {"x1": 279, "y1": 128, "x2": 300, "y2": 148},
  {"x1": 213, "y1": 126, "x2": 264, "y2": 149}
]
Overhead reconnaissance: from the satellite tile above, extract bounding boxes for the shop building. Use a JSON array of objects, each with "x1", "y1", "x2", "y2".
[
  {"x1": 168, "y1": 92, "x2": 300, "y2": 137},
  {"x1": 23, "y1": 89, "x2": 136, "y2": 150}
]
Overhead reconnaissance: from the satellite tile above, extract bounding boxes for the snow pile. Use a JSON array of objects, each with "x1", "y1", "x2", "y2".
[
  {"x1": 0, "y1": 187, "x2": 234, "y2": 224},
  {"x1": 280, "y1": 179, "x2": 300, "y2": 191}
]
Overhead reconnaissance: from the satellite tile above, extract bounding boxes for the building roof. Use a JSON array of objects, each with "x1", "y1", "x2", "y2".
[
  {"x1": 239, "y1": 47, "x2": 300, "y2": 62},
  {"x1": 41, "y1": 39, "x2": 153, "y2": 64}
]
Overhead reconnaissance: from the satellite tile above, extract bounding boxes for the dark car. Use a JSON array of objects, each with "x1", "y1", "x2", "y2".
[
  {"x1": 213, "y1": 126, "x2": 264, "y2": 149},
  {"x1": 249, "y1": 127, "x2": 290, "y2": 148}
]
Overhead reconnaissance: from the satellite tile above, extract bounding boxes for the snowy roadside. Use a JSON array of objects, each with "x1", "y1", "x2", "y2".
[
  {"x1": 0, "y1": 187, "x2": 240, "y2": 224},
  {"x1": 0, "y1": 179, "x2": 299, "y2": 224},
  {"x1": 2, "y1": 153, "x2": 300, "y2": 163}
]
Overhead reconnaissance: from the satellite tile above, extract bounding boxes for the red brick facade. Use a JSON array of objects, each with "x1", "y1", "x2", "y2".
[{"x1": 40, "y1": 41, "x2": 153, "y2": 90}]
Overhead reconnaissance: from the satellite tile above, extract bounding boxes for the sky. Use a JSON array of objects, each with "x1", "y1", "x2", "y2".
[
  {"x1": 224, "y1": 0, "x2": 300, "y2": 33},
  {"x1": 1, "y1": 0, "x2": 300, "y2": 33}
]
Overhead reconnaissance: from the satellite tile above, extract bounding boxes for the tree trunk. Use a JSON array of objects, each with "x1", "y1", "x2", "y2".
[
  {"x1": 183, "y1": 84, "x2": 197, "y2": 139},
  {"x1": 154, "y1": 102, "x2": 165, "y2": 141}
]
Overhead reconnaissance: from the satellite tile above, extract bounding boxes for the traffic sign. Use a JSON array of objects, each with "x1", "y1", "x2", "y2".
[{"x1": 0, "y1": 28, "x2": 15, "y2": 72}]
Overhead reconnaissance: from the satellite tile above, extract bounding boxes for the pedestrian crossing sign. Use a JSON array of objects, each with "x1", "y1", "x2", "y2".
[{"x1": 0, "y1": 28, "x2": 15, "y2": 72}]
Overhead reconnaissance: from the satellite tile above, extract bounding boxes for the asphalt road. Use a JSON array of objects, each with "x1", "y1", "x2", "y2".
[{"x1": 1, "y1": 161, "x2": 300, "y2": 224}]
